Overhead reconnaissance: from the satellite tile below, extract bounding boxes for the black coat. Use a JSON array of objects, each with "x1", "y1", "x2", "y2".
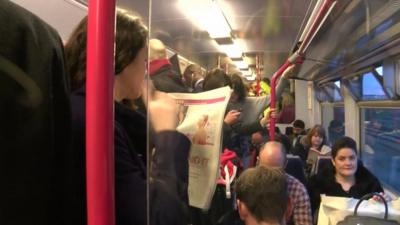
[
  {"x1": 71, "y1": 88, "x2": 191, "y2": 225},
  {"x1": 151, "y1": 64, "x2": 187, "y2": 93},
  {"x1": 308, "y1": 162, "x2": 383, "y2": 213},
  {"x1": 114, "y1": 102, "x2": 191, "y2": 225},
  {"x1": 0, "y1": 1, "x2": 74, "y2": 225}
]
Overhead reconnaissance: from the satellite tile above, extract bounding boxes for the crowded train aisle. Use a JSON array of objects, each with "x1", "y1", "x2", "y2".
[{"x1": 2, "y1": 0, "x2": 400, "y2": 225}]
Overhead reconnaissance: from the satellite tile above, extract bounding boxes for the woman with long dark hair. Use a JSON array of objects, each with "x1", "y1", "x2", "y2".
[{"x1": 66, "y1": 10, "x2": 190, "y2": 225}]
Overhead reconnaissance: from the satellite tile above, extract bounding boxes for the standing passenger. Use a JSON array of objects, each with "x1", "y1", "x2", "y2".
[
  {"x1": 148, "y1": 38, "x2": 187, "y2": 93},
  {"x1": 183, "y1": 64, "x2": 204, "y2": 93},
  {"x1": 66, "y1": 10, "x2": 191, "y2": 225},
  {"x1": 0, "y1": 1, "x2": 74, "y2": 225}
]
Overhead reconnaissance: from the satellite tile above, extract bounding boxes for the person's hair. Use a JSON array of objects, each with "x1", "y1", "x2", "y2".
[
  {"x1": 203, "y1": 68, "x2": 231, "y2": 91},
  {"x1": 293, "y1": 120, "x2": 305, "y2": 129},
  {"x1": 329, "y1": 119, "x2": 343, "y2": 129},
  {"x1": 262, "y1": 77, "x2": 271, "y2": 86},
  {"x1": 331, "y1": 136, "x2": 357, "y2": 159},
  {"x1": 183, "y1": 64, "x2": 202, "y2": 78},
  {"x1": 259, "y1": 141, "x2": 287, "y2": 165},
  {"x1": 281, "y1": 92, "x2": 294, "y2": 107},
  {"x1": 230, "y1": 73, "x2": 247, "y2": 102},
  {"x1": 236, "y1": 167, "x2": 288, "y2": 223},
  {"x1": 305, "y1": 125, "x2": 327, "y2": 148},
  {"x1": 65, "y1": 9, "x2": 148, "y2": 91},
  {"x1": 149, "y1": 38, "x2": 167, "y2": 60}
]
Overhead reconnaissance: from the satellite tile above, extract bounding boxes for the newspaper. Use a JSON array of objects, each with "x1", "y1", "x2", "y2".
[{"x1": 169, "y1": 86, "x2": 231, "y2": 210}]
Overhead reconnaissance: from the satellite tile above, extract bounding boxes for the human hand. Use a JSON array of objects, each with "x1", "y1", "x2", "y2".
[
  {"x1": 143, "y1": 83, "x2": 178, "y2": 132},
  {"x1": 260, "y1": 108, "x2": 277, "y2": 127},
  {"x1": 372, "y1": 192, "x2": 392, "y2": 202},
  {"x1": 224, "y1": 110, "x2": 240, "y2": 125}
]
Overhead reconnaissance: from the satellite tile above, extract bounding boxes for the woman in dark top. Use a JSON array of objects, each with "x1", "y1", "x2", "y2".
[
  {"x1": 293, "y1": 125, "x2": 331, "y2": 175},
  {"x1": 308, "y1": 136, "x2": 385, "y2": 213},
  {"x1": 66, "y1": 10, "x2": 191, "y2": 225}
]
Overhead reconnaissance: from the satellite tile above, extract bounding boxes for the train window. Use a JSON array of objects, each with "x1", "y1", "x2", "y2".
[
  {"x1": 344, "y1": 70, "x2": 390, "y2": 101},
  {"x1": 361, "y1": 108, "x2": 400, "y2": 193},
  {"x1": 316, "y1": 82, "x2": 342, "y2": 103},
  {"x1": 375, "y1": 66, "x2": 383, "y2": 76},
  {"x1": 333, "y1": 81, "x2": 342, "y2": 102},
  {"x1": 315, "y1": 86, "x2": 332, "y2": 102},
  {"x1": 361, "y1": 72, "x2": 388, "y2": 100}
]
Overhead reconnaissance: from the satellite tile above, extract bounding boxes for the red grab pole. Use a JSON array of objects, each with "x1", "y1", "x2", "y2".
[
  {"x1": 86, "y1": 0, "x2": 116, "y2": 225},
  {"x1": 269, "y1": 60, "x2": 293, "y2": 140}
]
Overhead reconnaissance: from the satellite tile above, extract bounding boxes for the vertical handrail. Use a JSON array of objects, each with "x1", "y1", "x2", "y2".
[
  {"x1": 255, "y1": 54, "x2": 261, "y2": 96},
  {"x1": 269, "y1": 0, "x2": 337, "y2": 140},
  {"x1": 86, "y1": 0, "x2": 116, "y2": 225},
  {"x1": 269, "y1": 60, "x2": 293, "y2": 140}
]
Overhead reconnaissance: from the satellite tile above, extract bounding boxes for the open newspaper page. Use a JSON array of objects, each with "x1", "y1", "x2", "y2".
[{"x1": 168, "y1": 86, "x2": 231, "y2": 209}]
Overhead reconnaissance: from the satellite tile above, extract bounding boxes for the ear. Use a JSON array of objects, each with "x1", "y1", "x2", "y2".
[
  {"x1": 331, "y1": 158, "x2": 335, "y2": 167},
  {"x1": 237, "y1": 199, "x2": 249, "y2": 220},
  {"x1": 285, "y1": 197, "x2": 293, "y2": 221}
]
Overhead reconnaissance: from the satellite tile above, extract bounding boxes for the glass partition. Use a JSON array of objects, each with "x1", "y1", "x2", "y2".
[{"x1": 148, "y1": 1, "x2": 314, "y2": 224}]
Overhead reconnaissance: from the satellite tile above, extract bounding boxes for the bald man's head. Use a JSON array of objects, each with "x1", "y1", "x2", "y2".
[
  {"x1": 259, "y1": 141, "x2": 287, "y2": 168},
  {"x1": 149, "y1": 39, "x2": 167, "y2": 60}
]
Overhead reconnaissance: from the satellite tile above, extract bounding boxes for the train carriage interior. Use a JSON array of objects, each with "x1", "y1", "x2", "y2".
[{"x1": 4, "y1": 0, "x2": 400, "y2": 224}]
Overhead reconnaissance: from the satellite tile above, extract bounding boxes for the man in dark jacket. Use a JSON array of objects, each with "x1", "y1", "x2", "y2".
[
  {"x1": 149, "y1": 39, "x2": 187, "y2": 93},
  {"x1": 183, "y1": 64, "x2": 204, "y2": 93},
  {"x1": 0, "y1": 1, "x2": 74, "y2": 225},
  {"x1": 218, "y1": 167, "x2": 290, "y2": 225}
]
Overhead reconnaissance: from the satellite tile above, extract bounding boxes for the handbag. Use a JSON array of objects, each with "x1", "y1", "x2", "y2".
[{"x1": 337, "y1": 192, "x2": 399, "y2": 225}]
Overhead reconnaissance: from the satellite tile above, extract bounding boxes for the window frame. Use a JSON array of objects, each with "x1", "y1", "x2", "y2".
[{"x1": 358, "y1": 103, "x2": 400, "y2": 194}]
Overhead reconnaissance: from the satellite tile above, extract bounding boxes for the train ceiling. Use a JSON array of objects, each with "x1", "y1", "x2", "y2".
[
  {"x1": 116, "y1": 0, "x2": 313, "y2": 77},
  {"x1": 77, "y1": 0, "x2": 400, "y2": 83}
]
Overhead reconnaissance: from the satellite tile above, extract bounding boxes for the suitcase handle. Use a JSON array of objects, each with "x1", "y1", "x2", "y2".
[{"x1": 354, "y1": 192, "x2": 388, "y2": 219}]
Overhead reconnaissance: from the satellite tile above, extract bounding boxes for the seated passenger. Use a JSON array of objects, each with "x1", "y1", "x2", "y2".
[
  {"x1": 293, "y1": 125, "x2": 331, "y2": 175},
  {"x1": 308, "y1": 136, "x2": 387, "y2": 213},
  {"x1": 217, "y1": 167, "x2": 290, "y2": 225},
  {"x1": 287, "y1": 119, "x2": 306, "y2": 151},
  {"x1": 66, "y1": 10, "x2": 191, "y2": 225},
  {"x1": 328, "y1": 120, "x2": 344, "y2": 145},
  {"x1": 259, "y1": 142, "x2": 313, "y2": 225}
]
